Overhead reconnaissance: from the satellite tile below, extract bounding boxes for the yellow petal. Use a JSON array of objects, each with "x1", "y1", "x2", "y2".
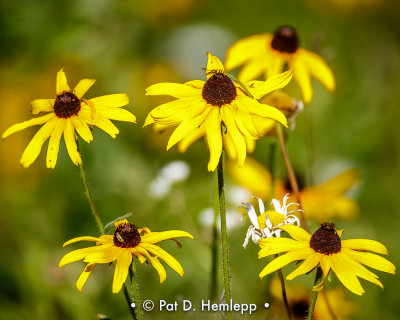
[
  {"x1": 64, "y1": 120, "x2": 82, "y2": 165},
  {"x1": 247, "y1": 70, "x2": 293, "y2": 100},
  {"x1": 56, "y1": 68, "x2": 70, "y2": 93},
  {"x1": 206, "y1": 52, "x2": 225, "y2": 79},
  {"x1": 63, "y1": 236, "x2": 102, "y2": 247},
  {"x1": 178, "y1": 126, "x2": 205, "y2": 153},
  {"x1": 225, "y1": 34, "x2": 270, "y2": 71},
  {"x1": 266, "y1": 54, "x2": 286, "y2": 77},
  {"x1": 320, "y1": 255, "x2": 332, "y2": 278},
  {"x1": 146, "y1": 83, "x2": 201, "y2": 98},
  {"x1": 317, "y1": 169, "x2": 361, "y2": 194},
  {"x1": 233, "y1": 100, "x2": 260, "y2": 138},
  {"x1": 342, "y1": 248, "x2": 395, "y2": 274},
  {"x1": 286, "y1": 253, "x2": 320, "y2": 280},
  {"x1": 205, "y1": 108, "x2": 222, "y2": 171},
  {"x1": 167, "y1": 106, "x2": 211, "y2": 150},
  {"x1": 330, "y1": 253, "x2": 365, "y2": 295},
  {"x1": 298, "y1": 49, "x2": 335, "y2": 91},
  {"x1": 291, "y1": 58, "x2": 313, "y2": 104},
  {"x1": 96, "y1": 107, "x2": 136, "y2": 123},
  {"x1": 141, "y1": 243, "x2": 184, "y2": 276},
  {"x1": 20, "y1": 118, "x2": 58, "y2": 168},
  {"x1": 236, "y1": 58, "x2": 266, "y2": 83},
  {"x1": 74, "y1": 79, "x2": 95, "y2": 99},
  {"x1": 278, "y1": 225, "x2": 311, "y2": 241},
  {"x1": 3, "y1": 113, "x2": 55, "y2": 139},
  {"x1": 184, "y1": 80, "x2": 205, "y2": 89},
  {"x1": 135, "y1": 247, "x2": 167, "y2": 283},
  {"x1": 238, "y1": 97, "x2": 287, "y2": 127},
  {"x1": 112, "y1": 250, "x2": 132, "y2": 293},
  {"x1": 341, "y1": 239, "x2": 388, "y2": 255},
  {"x1": 46, "y1": 119, "x2": 66, "y2": 169},
  {"x1": 141, "y1": 230, "x2": 194, "y2": 243},
  {"x1": 222, "y1": 131, "x2": 237, "y2": 160},
  {"x1": 89, "y1": 93, "x2": 129, "y2": 108},
  {"x1": 258, "y1": 238, "x2": 309, "y2": 258},
  {"x1": 70, "y1": 116, "x2": 93, "y2": 143},
  {"x1": 221, "y1": 106, "x2": 246, "y2": 167},
  {"x1": 59, "y1": 244, "x2": 114, "y2": 267},
  {"x1": 31, "y1": 99, "x2": 54, "y2": 115},
  {"x1": 259, "y1": 248, "x2": 312, "y2": 279},
  {"x1": 92, "y1": 113, "x2": 120, "y2": 138},
  {"x1": 76, "y1": 263, "x2": 96, "y2": 293}
]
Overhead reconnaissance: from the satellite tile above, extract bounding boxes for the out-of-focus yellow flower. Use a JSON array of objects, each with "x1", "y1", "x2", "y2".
[
  {"x1": 269, "y1": 277, "x2": 357, "y2": 319},
  {"x1": 258, "y1": 223, "x2": 396, "y2": 295},
  {"x1": 225, "y1": 26, "x2": 335, "y2": 104},
  {"x1": 228, "y1": 156, "x2": 360, "y2": 222},
  {"x1": 2, "y1": 69, "x2": 136, "y2": 168},
  {"x1": 59, "y1": 219, "x2": 193, "y2": 293},
  {"x1": 276, "y1": 168, "x2": 361, "y2": 222},
  {"x1": 145, "y1": 52, "x2": 291, "y2": 171}
]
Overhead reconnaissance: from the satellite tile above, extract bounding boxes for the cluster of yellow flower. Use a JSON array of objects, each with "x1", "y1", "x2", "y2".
[{"x1": 2, "y1": 25, "x2": 395, "y2": 318}]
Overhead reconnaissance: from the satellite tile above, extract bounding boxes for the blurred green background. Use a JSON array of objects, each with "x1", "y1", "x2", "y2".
[{"x1": 1, "y1": 0, "x2": 400, "y2": 319}]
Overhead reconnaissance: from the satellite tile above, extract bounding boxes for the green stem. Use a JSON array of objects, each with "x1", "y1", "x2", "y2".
[
  {"x1": 267, "y1": 141, "x2": 277, "y2": 205},
  {"x1": 217, "y1": 152, "x2": 232, "y2": 320},
  {"x1": 129, "y1": 262, "x2": 143, "y2": 320},
  {"x1": 77, "y1": 152, "x2": 104, "y2": 233},
  {"x1": 307, "y1": 267, "x2": 323, "y2": 320},
  {"x1": 276, "y1": 124, "x2": 308, "y2": 232},
  {"x1": 210, "y1": 175, "x2": 219, "y2": 301},
  {"x1": 123, "y1": 284, "x2": 138, "y2": 320},
  {"x1": 276, "y1": 255, "x2": 292, "y2": 319}
]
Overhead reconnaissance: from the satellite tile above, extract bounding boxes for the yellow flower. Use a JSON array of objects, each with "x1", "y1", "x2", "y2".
[
  {"x1": 225, "y1": 26, "x2": 335, "y2": 104},
  {"x1": 276, "y1": 169, "x2": 361, "y2": 222},
  {"x1": 2, "y1": 69, "x2": 136, "y2": 168},
  {"x1": 269, "y1": 277, "x2": 357, "y2": 320},
  {"x1": 144, "y1": 52, "x2": 291, "y2": 171},
  {"x1": 258, "y1": 223, "x2": 395, "y2": 295},
  {"x1": 59, "y1": 219, "x2": 193, "y2": 293}
]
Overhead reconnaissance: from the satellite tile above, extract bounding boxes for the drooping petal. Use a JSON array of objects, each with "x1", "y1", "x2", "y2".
[
  {"x1": 59, "y1": 243, "x2": 114, "y2": 267},
  {"x1": 140, "y1": 243, "x2": 184, "y2": 276},
  {"x1": 84, "y1": 246, "x2": 120, "y2": 264},
  {"x1": 247, "y1": 70, "x2": 293, "y2": 100},
  {"x1": 167, "y1": 106, "x2": 211, "y2": 150},
  {"x1": 259, "y1": 248, "x2": 313, "y2": 279},
  {"x1": 342, "y1": 248, "x2": 395, "y2": 274},
  {"x1": 89, "y1": 93, "x2": 129, "y2": 108},
  {"x1": 222, "y1": 131, "x2": 237, "y2": 159},
  {"x1": 146, "y1": 83, "x2": 201, "y2": 98},
  {"x1": 225, "y1": 34, "x2": 270, "y2": 71},
  {"x1": 236, "y1": 58, "x2": 266, "y2": 83},
  {"x1": 46, "y1": 119, "x2": 66, "y2": 169},
  {"x1": 74, "y1": 79, "x2": 96, "y2": 99},
  {"x1": 291, "y1": 58, "x2": 313, "y2": 104},
  {"x1": 238, "y1": 97, "x2": 287, "y2": 127},
  {"x1": 266, "y1": 53, "x2": 286, "y2": 77},
  {"x1": 2, "y1": 113, "x2": 55, "y2": 139},
  {"x1": 141, "y1": 230, "x2": 194, "y2": 244},
  {"x1": 56, "y1": 68, "x2": 70, "y2": 93},
  {"x1": 317, "y1": 169, "x2": 361, "y2": 194},
  {"x1": 31, "y1": 99, "x2": 54, "y2": 115},
  {"x1": 70, "y1": 116, "x2": 93, "y2": 143},
  {"x1": 92, "y1": 113, "x2": 120, "y2": 138},
  {"x1": 298, "y1": 49, "x2": 335, "y2": 91},
  {"x1": 233, "y1": 100, "x2": 260, "y2": 138},
  {"x1": 258, "y1": 238, "x2": 310, "y2": 258},
  {"x1": 205, "y1": 108, "x2": 222, "y2": 171},
  {"x1": 20, "y1": 118, "x2": 58, "y2": 168},
  {"x1": 329, "y1": 253, "x2": 365, "y2": 295},
  {"x1": 286, "y1": 253, "x2": 320, "y2": 280},
  {"x1": 63, "y1": 120, "x2": 82, "y2": 165},
  {"x1": 177, "y1": 126, "x2": 205, "y2": 153},
  {"x1": 341, "y1": 239, "x2": 388, "y2": 255},
  {"x1": 279, "y1": 225, "x2": 311, "y2": 241},
  {"x1": 112, "y1": 250, "x2": 132, "y2": 293},
  {"x1": 206, "y1": 52, "x2": 225, "y2": 79},
  {"x1": 76, "y1": 263, "x2": 96, "y2": 293},
  {"x1": 221, "y1": 105, "x2": 246, "y2": 167}
]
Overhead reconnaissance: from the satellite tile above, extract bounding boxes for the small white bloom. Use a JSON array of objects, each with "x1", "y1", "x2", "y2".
[{"x1": 241, "y1": 194, "x2": 301, "y2": 248}]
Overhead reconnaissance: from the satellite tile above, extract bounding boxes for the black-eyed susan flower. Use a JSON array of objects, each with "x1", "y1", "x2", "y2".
[
  {"x1": 258, "y1": 223, "x2": 395, "y2": 295},
  {"x1": 59, "y1": 219, "x2": 193, "y2": 293},
  {"x1": 269, "y1": 277, "x2": 357, "y2": 320},
  {"x1": 2, "y1": 69, "x2": 136, "y2": 168},
  {"x1": 241, "y1": 194, "x2": 301, "y2": 248},
  {"x1": 225, "y1": 26, "x2": 335, "y2": 104},
  {"x1": 144, "y1": 52, "x2": 291, "y2": 171}
]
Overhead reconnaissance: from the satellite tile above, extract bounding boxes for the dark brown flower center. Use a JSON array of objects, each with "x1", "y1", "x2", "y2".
[
  {"x1": 53, "y1": 91, "x2": 81, "y2": 118},
  {"x1": 113, "y1": 222, "x2": 141, "y2": 248},
  {"x1": 291, "y1": 299, "x2": 309, "y2": 319},
  {"x1": 202, "y1": 73, "x2": 236, "y2": 107},
  {"x1": 271, "y1": 26, "x2": 299, "y2": 54},
  {"x1": 309, "y1": 222, "x2": 341, "y2": 255}
]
